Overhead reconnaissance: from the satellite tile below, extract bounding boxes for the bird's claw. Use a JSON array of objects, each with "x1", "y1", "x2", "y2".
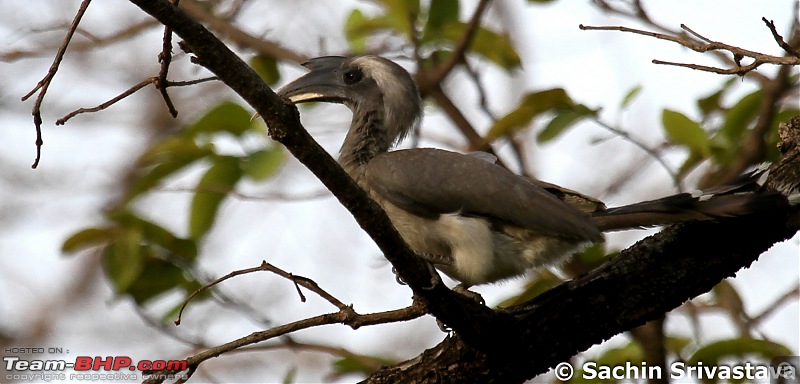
[
  {"x1": 417, "y1": 252, "x2": 454, "y2": 266},
  {"x1": 453, "y1": 284, "x2": 485, "y2": 305},
  {"x1": 392, "y1": 267, "x2": 407, "y2": 286}
]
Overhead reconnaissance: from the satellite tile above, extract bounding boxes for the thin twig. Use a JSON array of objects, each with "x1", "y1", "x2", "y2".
[
  {"x1": 679, "y1": 23, "x2": 712, "y2": 43},
  {"x1": 588, "y1": 0, "x2": 771, "y2": 84},
  {"x1": 156, "y1": 0, "x2": 180, "y2": 117},
  {"x1": 22, "y1": 0, "x2": 92, "y2": 168},
  {"x1": 214, "y1": 336, "x2": 393, "y2": 374},
  {"x1": 131, "y1": 305, "x2": 208, "y2": 349},
  {"x1": 175, "y1": 261, "x2": 353, "y2": 326},
  {"x1": 762, "y1": 17, "x2": 800, "y2": 58},
  {"x1": 55, "y1": 76, "x2": 218, "y2": 125},
  {"x1": 56, "y1": 78, "x2": 155, "y2": 125},
  {"x1": 579, "y1": 23, "x2": 800, "y2": 75},
  {"x1": 156, "y1": 186, "x2": 331, "y2": 202},
  {"x1": 167, "y1": 76, "x2": 218, "y2": 86},
  {"x1": 1, "y1": 20, "x2": 159, "y2": 62},
  {"x1": 427, "y1": 85, "x2": 512, "y2": 171},
  {"x1": 145, "y1": 299, "x2": 427, "y2": 383},
  {"x1": 591, "y1": 118, "x2": 682, "y2": 190},
  {"x1": 651, "y1": 59, "x2": 762, "y2": 75},
  {"x1": 460, "y1": 60, "x2": 535, "y2": 175},
  {"x1": 178, "y1": 0, "x2": 307, "y2": 64},
  {"x1": 419, "y1": 0, "x2": 491, "y2": 92},
  {"x1": 750, "y1": 283, "x2": 800, "y2": 325},
  {"x1": 462, "y1": 60, "x2": 496, "y2": 121}
]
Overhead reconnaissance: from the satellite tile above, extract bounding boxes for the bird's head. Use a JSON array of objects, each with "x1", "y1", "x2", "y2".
[{"x1": 278, "y1": 55, "x2": 422, "y2": 147}]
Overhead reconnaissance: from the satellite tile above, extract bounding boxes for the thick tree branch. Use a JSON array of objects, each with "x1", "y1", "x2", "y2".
[{"x1": 365, "y1": 117, "x2": 800, "y2": 383}]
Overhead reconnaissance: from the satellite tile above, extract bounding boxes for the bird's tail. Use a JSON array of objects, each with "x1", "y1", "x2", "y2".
[{"x1": 590, "y1": 165, "x2": 794, "y2": 232}]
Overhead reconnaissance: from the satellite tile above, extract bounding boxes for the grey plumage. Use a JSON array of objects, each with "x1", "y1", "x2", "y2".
[{"x1": 276, "y1": 55, "x2": 785, "y2": 286}]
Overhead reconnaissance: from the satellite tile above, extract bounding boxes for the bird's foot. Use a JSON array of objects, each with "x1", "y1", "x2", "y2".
[
  {"x1": 453, "y1": 284, "x2": 485, "y2": 305},
  {"x1": 435, "y1": 318, "x2": 452, "y2": 334},
  {"x1": 417, "y1": 252, "x2": 454, "y2": 265},
  {"x1": 392, "y1": 264, "x2": 442, "y2": 290},
  {"x1": 422, "y1": 262, "x2": 442, "y2": 290},
  {"x1": 391, "y1": 267, "x2": 406, "y2": 285}
]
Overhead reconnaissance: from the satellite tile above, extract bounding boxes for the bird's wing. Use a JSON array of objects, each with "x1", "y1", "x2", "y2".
[{"x1": 364, "y1": 148, "x2": 603, "y2": 242}]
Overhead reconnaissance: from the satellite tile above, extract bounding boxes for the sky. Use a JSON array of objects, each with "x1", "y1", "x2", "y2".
[{"x1": 1, "y1": 1, "x2": 798, "y2": 383}]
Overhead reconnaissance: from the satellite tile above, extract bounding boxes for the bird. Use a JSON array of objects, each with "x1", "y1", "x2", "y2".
[{"x1": 275, "y1": 55, "x2": 788, "y2": 287}]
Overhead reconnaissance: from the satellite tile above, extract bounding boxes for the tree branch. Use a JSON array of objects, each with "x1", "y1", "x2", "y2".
[
  {"x1": 416, "y1": 0, "x2": 491, "y2": 92},
  {"x1": 579, "y1": 23, "x2": 800, "y2": 75},
  {"x1": 21, "y1": 0, "x2": 92, "y2": 168},
  {"x1": 365, "y1": 117, "x2": 800, "y2": 383}
]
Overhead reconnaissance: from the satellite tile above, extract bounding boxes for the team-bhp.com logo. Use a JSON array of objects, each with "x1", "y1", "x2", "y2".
[{"x1": 4, "y1": 355, "x2": 188, "y2": 382}]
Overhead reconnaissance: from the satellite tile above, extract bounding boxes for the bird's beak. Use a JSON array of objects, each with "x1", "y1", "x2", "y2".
[
  {"x1": 277, "y1": 56, "x2": 349, "y2": 104},
  {"x1": 252, "y1": 56, "x2": 349, "y2": 121}
]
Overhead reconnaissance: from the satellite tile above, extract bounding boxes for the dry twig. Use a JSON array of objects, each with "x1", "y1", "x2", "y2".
[
  {"x1": 55, "y1": 76, "x2": 217, "y2": 125},
  {"x1": 175, "y1": 260, "x2": 355, "y2": 326},
  {"x1": 579, "y1": 23, "x2": 800, "y2": 75},
  {"x1": 21, "y1": 0, "x2": 93, "y2": 168}
]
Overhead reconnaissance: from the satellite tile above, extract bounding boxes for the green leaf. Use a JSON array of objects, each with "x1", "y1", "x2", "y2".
[
  {"x1": 243, "y1": 147, "x2": 285, "y2": 181},
  {"x1": 119, "y1": 212, "x2": 198, "y2": 262},
  {"x1": 711, "y1": 280, "x2": 744, "y2": 316},
  {"x1": 127, "y1": 161, "x2": 196, "y2": 203},
  {"x1": 344, "y1": 10, "x2": 371, "y2": 52},
  {"x1": 189, "y1": 156, "x2": 243, "y2": 240},
  {"x1": 719, "y1": 90, "x2": 762, "y2": 143},
  {"x1": 665, "y1": 336, "x2": 692, "y2": 356},
  {"x1": 345, "y1": 1, "x2": 418, "y2": 50},
  {"x1": 662, "y1": 109, "x2": 710, "y2": 156},
  {"x1": 537, "y1": 104, "x2": 595, "y2": 143},
  {"x1": 440, "y1": 24, "x2": 521, "y2": 70},
  {"x1": 126, "y1": 138, "x2": 213, "y2": 202},
  {"x1": 138, "y1": 136, "x2": 212, "y2": 166},
  {"x1": 596, "y1": 342, "x2": 643, "y2": 367},
  {"x1": 62, "y1": 227, "x2": 112, "y2": 255},
  {"x1": 573, "y1": 243, "x2": 614, "y2": 269},
  {"x1": 332, "y1": 355, "x2": 395, "y2": 375},
  {"x1": 126, "y1": 258, "x2": 190, "y2": 305},
  {"x1": 487, "y1": 88, "x2": 573, "y2": 142},
  {"x1": 573, "y1": 342, "x2": 641, "y2": 384},
  {"x1": 250, "y1": 55, "x2": 281, "y2": 86},
  {"x1": 688, "y1": 338, "x2": 792, "y2": 366},
  {"x1": 620, "y1": 85, "x2": 642, "y2": 109},
  {"x1": 676, "y1": 150, "x2": 705, "y2": 180},
  {"x1": 696, "y1": 78, "x2": 736, "y2": 117},
  {"x1": 103, "y1": 228, "x2": 145, "y2": 294},
  {"x1": 424, "y1": 0, "x2": 459, "y2": 37},
  {"x1": 382, "y1": 0, "x2": 420, "y2": 26},
  {"x1": 186, "y1": 101, "x2": 254, "y2": 137}
]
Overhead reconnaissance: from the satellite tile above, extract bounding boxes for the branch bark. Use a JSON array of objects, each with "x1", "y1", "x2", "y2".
[{"x1": 365, "y1": 117, "x2": 800, "y2": 383}]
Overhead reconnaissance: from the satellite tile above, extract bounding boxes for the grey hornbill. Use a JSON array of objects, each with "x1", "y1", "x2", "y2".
[{"x1": 275, "y1": 55, "x2": 789, "y2": 287}]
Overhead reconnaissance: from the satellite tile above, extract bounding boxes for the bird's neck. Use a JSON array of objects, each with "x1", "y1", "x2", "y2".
[{"x1": 339, "y1": 108, "x2": 393, "y2": 175}]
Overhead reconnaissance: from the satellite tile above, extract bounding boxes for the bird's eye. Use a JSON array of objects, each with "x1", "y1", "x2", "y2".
[{"x1": 343, "y1": 68, "x2": 363, "y2": 85}]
